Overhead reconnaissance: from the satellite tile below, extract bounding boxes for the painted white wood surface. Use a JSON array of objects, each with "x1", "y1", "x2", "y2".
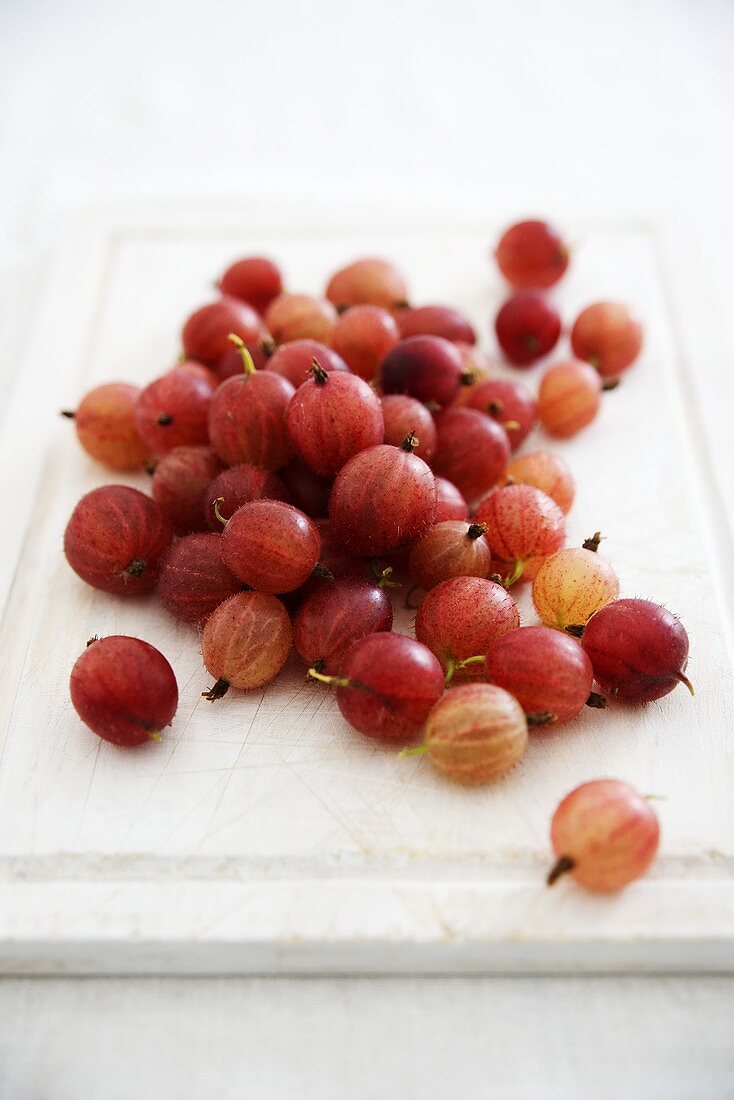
[{"x1": 0, "y1": 207, "x2": 732, "y2": 974}]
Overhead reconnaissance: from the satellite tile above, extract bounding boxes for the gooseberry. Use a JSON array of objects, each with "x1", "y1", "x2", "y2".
[
  {"x1": 538, "y1": 359, "x2": 602, "y2": 438},
  {"x1": 265, "y1": 293, "x2": 337, "y2": 344},
  {"x1": 134, "y1": 363, "x2": 215, "y2": 454},
  {"x1": 396, "y1": 304, "x2": 476, "y2": 345},
  {"x1": 484, "y1": 626, "x2": 593, "y2": 725},
  {"x1": 571, "y1": 302, "x2": 643, "y2": 381},
  {"x1": 381, "y1": 394, "x2": 438, "y2": 461},
  {"x1": 495, "y1": 290, "x2": 561, "y2": 367},
  {"x1": 201, "y1": 591, "x2": 292, "y2": 698},
  {"x1": 408, "y1": 520, "x2": 491, "y2": 591},
  {"x1": 326, "y1": 258, "x2": 408, "y2": 310},
  {"x1": 265, "y1": 339, "x2": 349, "y2": 388},
  {"x1": 380, "y1": 335, "x2": 465, "y2": 408},
  {"x1": 204, "y1": 463, "x2": 290, "y2": 529},
  {"x1": 157, "y1": 533, "x2": 241, "y2": 624},
  {"x1": 150, "y1": 445, "x2": 223, "y2": 534},
  {"x1": 419, "y1": 684, "x2": 527, "y2": 784},
  {"x1": 434, "y1": 477, "x2": 468, "y2": 521},
  {"x1": 463, "y1": 377, "x2": 538, "y2": 451},
  {"x1": 415, "y1": 576, "x2": 520, "y2": 680},
  {"x1": 329, "y1": 305, "x2": 399, "y2": 381},
  {"x1": 286, "y1": 363, "x2": 384, "y2": 476},
  {"x1": 506, "y1": 450, "x2": 575, "y2": 514},
  {"x1": 62, "y1": 382, "x2": 150, "y2": 470},
  {"x1": 495, "y1": 220, "x2": 569, "y2": 289},
  {"x1": 532, "y1": 541, "x2": 620, "y2": 633},
  {"x1": 432, "y1": 407, "x2": 510, "y2": 507},
  {"x1": 182, "y1": 297, "x2": 263, "y2": 365},
  {"x1": 218, "y1": 256, "x2": 283, "y2": 313},
  {"x1": 220, "y1": 499, "x2": 321, "y2": 593},
  {"x1": 474, "y1": 484, "x2": 565, "y2": 583},
  {"x1": 293, "y1": 578, "x2": 393, "y2": 674}
]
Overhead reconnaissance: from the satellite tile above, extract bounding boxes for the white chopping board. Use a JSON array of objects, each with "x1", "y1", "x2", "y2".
[{"x1": 0, "y1": 203, "x2": 732, "y2": 975}]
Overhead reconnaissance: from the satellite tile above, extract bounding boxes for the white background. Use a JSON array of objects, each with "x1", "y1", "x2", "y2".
[{"x1": 1, "y1": 0, "x2": 733, "y2": 1097}]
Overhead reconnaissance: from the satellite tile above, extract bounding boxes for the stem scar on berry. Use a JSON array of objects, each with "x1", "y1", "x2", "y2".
[{"x1": 202, "y1": 677, "x2": 230, "y2": 701}]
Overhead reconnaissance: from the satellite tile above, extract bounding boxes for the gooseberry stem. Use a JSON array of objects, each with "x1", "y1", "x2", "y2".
[
  {"x1": 582, "y1": 532, "x2": 602, "y2": 552},
  {"x1": 310, "y1": 358, "x2": 329, "y2": 385},
  {"x1": 212, "y1": 497, "x2": 229, "y2": 527},
  {"x1": 467, "y1": 522, "x2": 487, "y2": 540},
  {"x1": 676, "y1": 672, "x2": 695, "y2": 696},
  {"x1": 398, "y1": 744, "x2": 429, "y2": 758},
  {"x1": 401, "y1": 432, "x2": 419, "y2": 452},
  {"x1": 503, "y1": 560, "x2": 524, "y2": 588},
  {"x1": 202, "y1": 678, "x2": 230, "y2": 701},
  {"x1": 308, "y1": 668, "x2": 350, "y2": 688},
  {"x1": 404, "y1": 584, "x2": 421, "y2": 610},
  {"x1": 547, "y1": 855, "x2": 575, "y2": 886},
  {"x1": 368, "y1": 560, "x2": 401, "y2": 589},
  {"x1": 60, "y1": 409, "x2": 76, "y2": 419},
  {"x1": 228, "y1": 332, "x2": 257, "y2": 375}
]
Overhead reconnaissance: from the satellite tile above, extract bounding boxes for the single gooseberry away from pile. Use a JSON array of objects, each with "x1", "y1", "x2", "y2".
[
  {"x1": 474, "y1": 484, "x2": 565, "y2": 584},
  {"x1": 134, "y1": 364, "x2": 215, "y2": 455},
  {"x1": 414, "y1": 576, "x2": 520, "y2": 680},
  {"x1": 396, "y1": 304, "x2": 476, "y2": 345},
  {"x1": 325, "y1": 258, "x2": 409, "y2": 310},
  {"x1": 150, "y1": 445, "x2": 223, "y2": 534},
  {"x1": 285, "y1": 363, "x2": 384, "y2": 477},
  {"x1": 329, "y1": 305, "x2": 400, "y2": 381},
  {"x1": 408, "y1": 520, "x2": 492, "y2": 591},
  {"x1": 548, "y1": 779, "x2": 660, "y2": 892},
  {"x1": 538, "y1": 359, "x2": 602, "y2": 439},
  {"x1": 532, "y1": 539, "x2": 620, "y2": 633},
  {"x1": 219, "y1": 499, "x2": 321, "y2": 594},
  {"x1": 70, "y1": 635, "x2": 178, "y2": 746},
  {"x1": 64, "y1": 485, "x2": 173, "y2": 595},
  {"x1": 265, "y1": 339, "x2": 348, "y2": 388},
  {"x1": 581, "y1": 598, "x2": 693, "y2": 702},
  {"x1": 495, "y1": 290, "x2": 561, "y2": 367},
  {"x1": 484, "y1": 625, "x2": 594, "y2": 725},
  {"x1": 495, "y1": 220, "x2": 569, "y2": 289},
  {"x1": 292, "y1": 578, "x2": 393, "y2": 674},
  {"x1": 506, "y1": 450, "x2": 575, "y2": 515},
  {"x1": 218, "y1": 256, "x2": 283, "y2": 313},
  {"x1": 310, "y1": 632, "x2": 444, "y2": 741},
  {"x1": 329, "y1": 435, "x2": 436, "y2": 557},
  {"x1": 417, "y1": 683, "x2": 528, "y2": 785},
  {"x1": 463, "y1": 377, "x2": 538, "y2": 452},
  {"x1": 265, "y1": 293, "x2": 338, "y2": 344},
  {"x1": 381, "y1": 394, "x2": 438, "y2": 461},
  {"x1": 380, "y1": 335, "x2": 465, "y2": 408},
  {"x1": 434, "y1": 477, "x2": 469, "y2": 521},
  {"x1": 201, "y1": 591, "x2": 292, "y2": 699},
  {"x1": 571, "y1": 302, "x2": 643, "y2": 381},
  {"x1": 432, "y1": 407, "x2": 510, "y2": 506},
  {"x1": 182, "y1": 296, "x2": 263, "y2": 366},
  {"x1": 204, "y1": 463, "x2": 290, "y2": 529},
  {"x1": 156, "y1": 533, "x2": 241, "y2": 625},
  {"x1": 62, "y1": 382, "x2": 150, "y2": 470}
]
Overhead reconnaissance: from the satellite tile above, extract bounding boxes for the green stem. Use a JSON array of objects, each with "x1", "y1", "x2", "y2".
[
  {"x1": 503, "y1": 560, "x2": 524, "y2": 588},
  {"x1": 308, "y1": 668, "x2": 350, "y2": 688},
  {"x1": 398, "y1": 744, "x2": 429, "y2": 758},
  {"x1": 228, "y1": 333, "x2": 256, "y2": 375},
  {"x1": 212, "y1": 497, "x2": 229, "y2": 527}
]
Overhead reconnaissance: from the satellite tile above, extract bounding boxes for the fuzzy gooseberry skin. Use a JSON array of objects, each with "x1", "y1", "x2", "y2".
[
  {"x1": 330, "y1": 305, "x2": 400, "y2": 381},
  {"x1": 463, "y1": 378, "x2": 538, "y2": 452},
  {"x1": 70, "y1": 382, "x2": 150, "y2": 470},
  {"x1": 380, "y1": 335, "x2": 464, "y2": 408},
  {"x1": 475, "y1": 484, "x2": 565, "y2": 582},
  {"x1": 495, "y1": 290, "x2": 561, "y2": 367},
  {"x1": 285, "y1": 370, "x2": 384, "y2": 477},
  {"x1": 532, "y1": 548, "x2": 620, "y2": 632},
  {"x1": 423, "y1": 684, "x2": 528, "y2": 785},
  {"x1": 409, "y1": 521, "x2": 491, "y2": 591},
  {"x1": 64, "y1": 485, "x2": 173, "y2": 595},
  {"x1": 204, "y1": 464, "x2": 290, "y2": 529},
  {"x1": 293, "y1": 578, "x2": 393, "y2": 674},
  {"x1": 151, "y1": 445, "x2": 223, "y2": 535},
  {"x1": 134, "y1": 364, "x2": 215, "y2": 455},
  {"x1": 432, "y1": 407, "x2": 510, "y2": 507},
  {"x1": 571, "y1": 302, "x2": 643, "y2": 380},
  {"x1": 157, "y1": 533, "x2": 241, "y2": 624},
  {"x1": 265, "y1": 293, "x2": 337, "y2": 344},
  {"x1": 396, "y1": 304, "x2": 477, "y2": 346},
  {"x1": 495, "y1": 220, "x2": 569, "y2": 289},
  {"x1": 415, "y1": 576, "x2": 520, "y2": 674},
  {"x1": 581, "y1": 599, "x2": 691, "y2": 703},
  {"x1": 265, "y1": 339, "x2": 349, "y2": 388},
  {"x1": 434, "y1": 477, "x2": 468, "y2": 521},
  {"x1": 334, "y1": 633, "x2": 445, "y2": 741},
  {"x1": 381, "y1": 395, "x2": 438, "y2": 462},
  {"x1": 538, "y1": 359, "x2": 602, "y2": 439},
  {"x1": 70, "y1": 636, "x2": 178, "y2": 746},
  {"x1": 329, "y1": 442, "x2": 437, "y2": 557},
  {"x1": 218, "y1": 256, "x2": 283, "y2": 313},
  {"x1": 550, "y1": 779, "x2": 660, "y2": 892},
  {"x1": 485, "y1": 626, "x2": 593, "y2": 725},
  {"x1": 281, "y1": 459, "x2": 332, "y2": 518},
  {"x1": 326, "y1": 258, "x2": 408, "y2": 310},
  {"x1": 208, "y1": 369, "x2": 295, "y2": 469},
  {"x1": 506, "y1": 450, "x2": 575, "y2": 515},
  {"x1": 182, "y1": 297, "x2": 263, "y2": 365},
  {"x1": 202, "y1": 591, "x2": 292, "y2": 693},
  {"x1": 221, "y1": 500, "x2": 320, "y2": 593}
]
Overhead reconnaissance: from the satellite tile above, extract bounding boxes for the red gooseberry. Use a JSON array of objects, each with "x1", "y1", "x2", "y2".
[
  {"x1": 506, "y1": 451, "x2": 575, "y2": 515},
  {"x1": 204, "y1": 463, "x2": 290, "y2": 529},
  {"x1": 434, "y1": 477, "x2": 468, "y2": 521},
  {"x1": 581, "y1": 598, "x2": 693, "y2": 702},
  {"x1": 571, "y1": 302, "x2": 643, "y2": 381},
  {"x1": 495, "y1": 290, "x2": 561, "y2": 367},
  {"x1": 201, "y1": 591, "x2": 292, "y2": 699},
  {"x1": 463, "y1": 377, "x2": 538, "y2": 452},
  {"x1": 265, "y1": 339, "x2": 348, "y2": 388},
  {"x1": 532, "y1": 541, "x2": 620, "y2": 632},
  {"x1": 495, "y1": 220, "x2": 569, "y2": 289},
  {"x1": 415, "y1": 576, "x2": 520, "y2": 679},
  {"x1": 538, "y1": 359, "x2": 602, "y2": 438},
  {"x1": 62, "y1": 382, "x2": 150, "y2": 470},
  {"x1": 417, "y1": 684, "x2": 528, "y2": 784},
  {"x1": 408, "y1": 521, "x2": 491, "y2": 591},
  {"x1": 329, "y1": 305, "x2": 399, "y2": 381},
  {"x1": 396, "y1": 304, "x2": 476, "y2": 345},
  {"x1": 182, "y1": 296, "x2": 264, "y2": 365},
  {"x1": 484, "y1": 626, "x2": 593, "y2": 725},
  {"x1": 64, "y1": 485, "x2": 173, "y2": 595},
  {"x1": 70, "y1": 635, "x2": 178, "y2": 746},
  {"x1": 293, "y1": 578, "x2": 393, "y2": 674},
  {"x1": 380, "y1": 335, "x2": 465, "y2": 408},
  {"x1": 134, "y1": 363, "x2": 215, "y2": 455},
  {"x1": 432, "y1": 407, "x2": 510, "y2": 507},
  {"x1": 326, "y1": 258, "x2": 409, "y2": 310},
  {"x1": 329, "y1": 435, "x2": 437, "y2": 556},
  {"x1": 218, "y1": 256, "x2": 283, "y2": 313},
  {"x1": 150, "y1": 445, "x2": 223, "y2": 534},
  {"x1": 474, "y1": 484, "x2": 565, "y2": 584},
  {"x1": 310, "y1": 632, "x2": 444, "y2": 741},
  {"x1": 285, "y1": 363, "x2": 384, "y2": 477},
  {"x1": 381, "y1": 394, "x2": 438, "y2": 461},
  {"x1": 157, "y1": 533, "x2": 241, "y2": 624},
  {"x1": 548, "y1": 779, "x2": 660, "y2": 892},
  {"x1": 265, "y1": 293, "x2": 337, "y2": 344},
  {"x1": 220, "y1": 499, "x2": 321, "y2": 593}
]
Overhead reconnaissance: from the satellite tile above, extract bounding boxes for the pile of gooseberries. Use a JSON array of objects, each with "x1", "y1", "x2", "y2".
[{"x1": 62, "y1": 222, "x2": 688, "y2": 894}]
